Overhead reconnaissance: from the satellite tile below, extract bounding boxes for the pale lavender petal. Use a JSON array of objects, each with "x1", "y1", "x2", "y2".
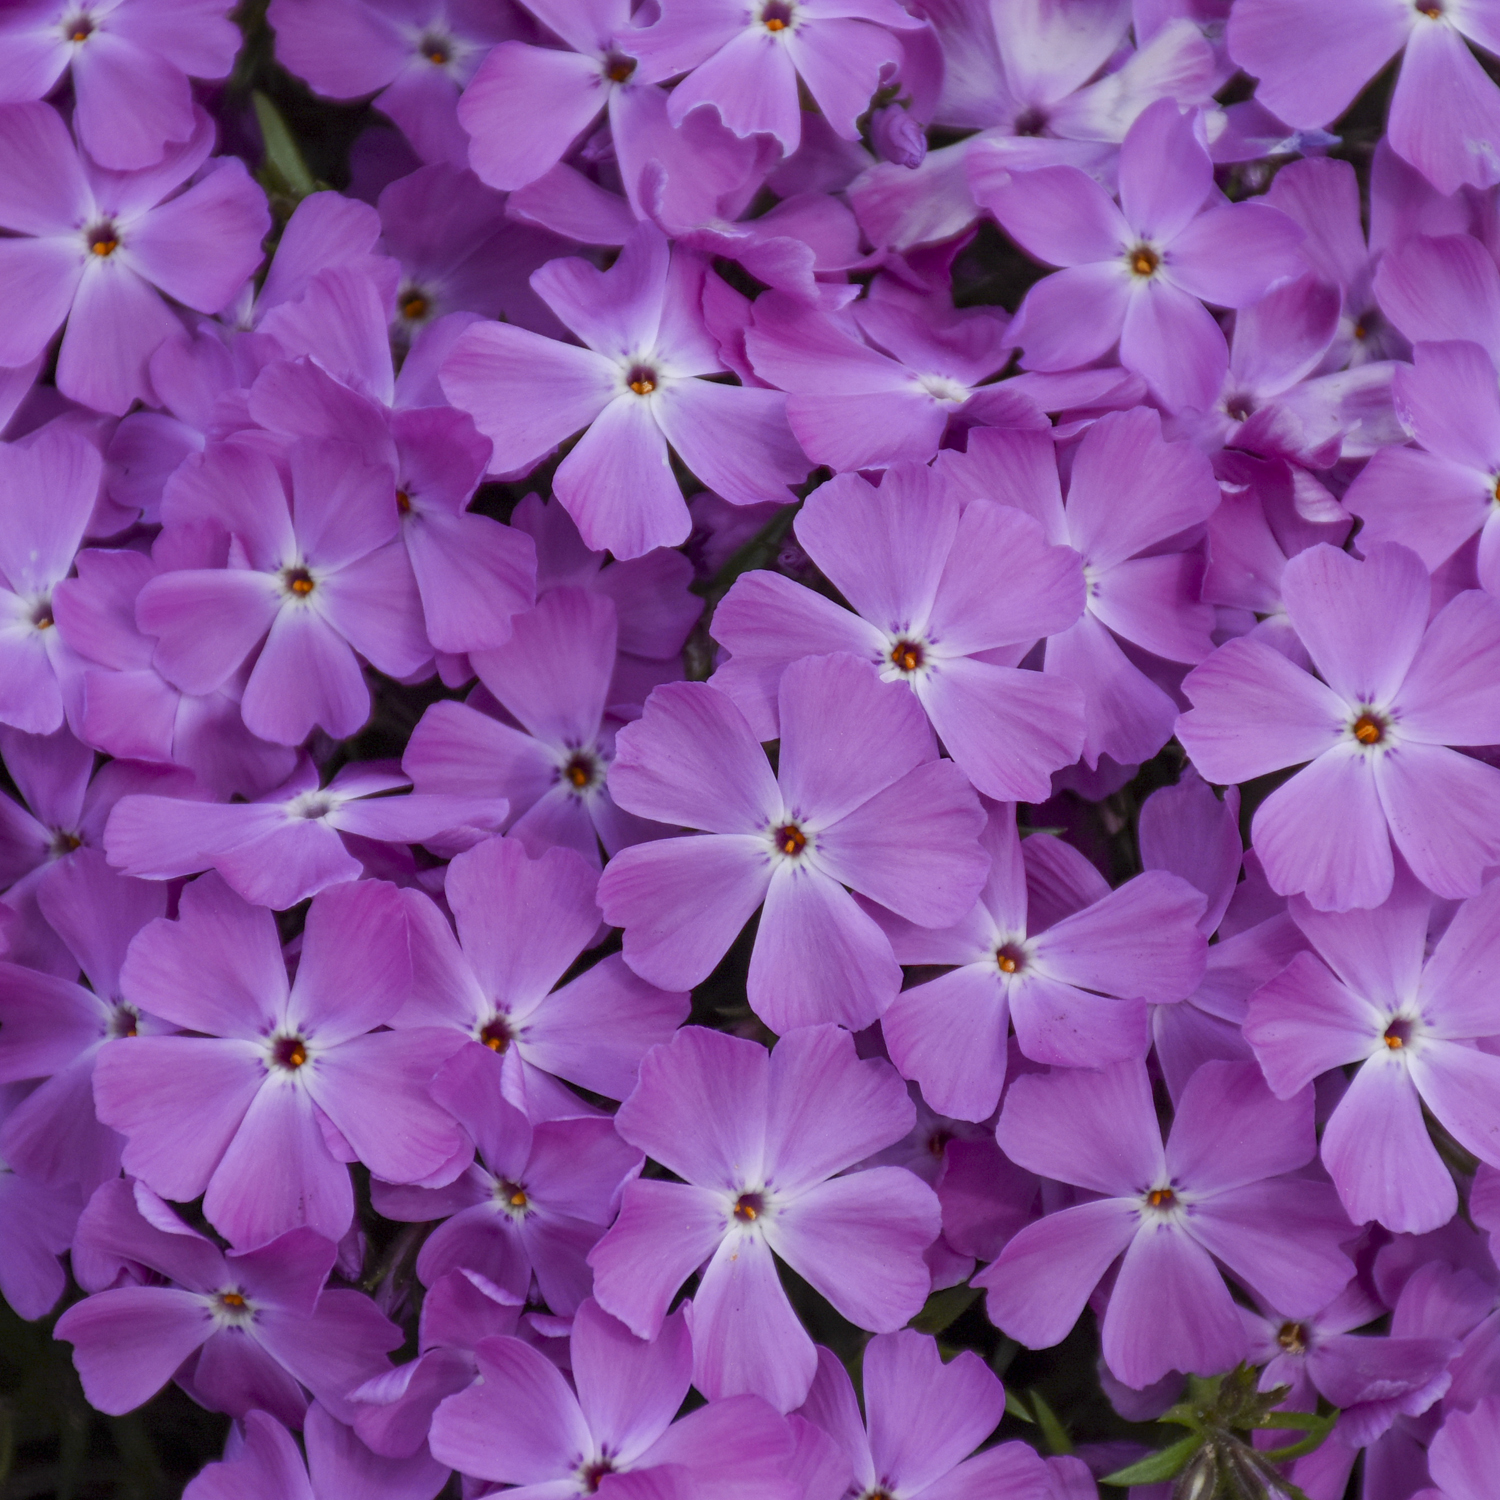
[
  {"x1": 1119, "y1": 277, "x2": 1229, "y2": 413},
  {"x1": 880, "y1": 965, "x2": 1009, "y2": 1124},
  {"x1": 55, "y1": 1286, "x2": 212, "y2": 1415},
  {"x1": 1374, "y1": 741, "x2": 1500, "y2": 901},
  {"x1": 1166, "y1": 1060, "x2": 1315, "y2": 1192},
  {"x1": 1407, "y1": 1039, "x2": 1500, "y2": 1170},
  {"x1": 1396, "y1": 589, "x2": 1500, "y2": 748},
  {"x1": 240, "y1": 605, "x2": 370, "y2": 745},
  {"x1": 1243, "y1": 951, "x2": 1382, "y2": 1098}
]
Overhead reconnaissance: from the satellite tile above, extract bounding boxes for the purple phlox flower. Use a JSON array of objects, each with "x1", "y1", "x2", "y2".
[
  {"x1": 798, "y1": 1330, "x2": 1051, "y2": 1500},
  {"x1": 245, "y1": 343, "x2": 539, "y2": 664},
  {"x1": 1413, "y1": 1396, "x2": 1500, "y2": 1500},
  {"x1": 1177, "y1": 542, "x2": 1500, "y2": 911},
  {"x1": 625, "y1": 0, "x2": 926, "y2": 157},
  {"x1": 1200, "y1": 450, "x2": 1353, "y2": 670},
  {"x1": 511, "y1": 491, "x2": 703, "y2": 703},
  {"x1": 0, "y1": 423, "x2": 100, "y2": 734},
  {"x1": 0, "y1": 847, "x2": 167, "y2": 1194},
  {"x1": 977, "y1": 1058, "x2": 1356, "y2": 1390},
  {"x1": 52, "y1": 536, "x2": 301, "y2": 799},
  {"x1": 1371, "y1": 231, "x2": 1500, "y2": 367},
  {"x1": 393, "y1": 833, "x2": 687, "y2": 1119},
  {"x1": 93, "y1": 873, "x2": 471, "y2": 1248},
  {"x1": 0, "y1": 0, "x2": 240, "y2": 171},
  {"x1": 404, "y1": 589, "x2": 671, "y2": 867},
  {"x1": 600, "y1": 652, "x2": 990, "y2": 1034},
  {"x1": 1245, "y1": 864, "x2": 1500, "y2": 1234},
  {"x1": 103, "y1": 753, "x2": 509, "y2": 909},
  {"x1": 1264, "y1": 154, "x2": 1415, "y2": 371},
  {"x1": 741, "y1": 287, "x2": 1041, "y2": 470},
  {"x1": 183, "y1": 1404, "x2": 449, "y2": 1500},
  {"x1": 0, "y1": 1083, "x2": 80, "y2": 1320},
  {"x1": 0, "y1": 103, "x2": 269, "y2": 414},
  {"x1": 373, "y1": 1039, "x2": 642, "y2": 1313},
  {"x1": 378, "y1": 161, "x2": 577, "y2": 341},
  {"x1": 431, "y1": 1296, "x2": 798, "y2": 1496},
  {"x1": 0, "y1": 722, "x2": 195, "y2": 976},
  {"x1": 1136, "y1": 768, "x2": 1309, "y2": 1100},
  {"x1": 873, "y1": 802, "x2": 1206, "y2": 1122},
  {"x1": 709, "y1": 460, "x2": 1087, "y2": 802},
  {"x1": 1345, "y1": 339, "x2": 1500, "y2": 598},
  {"x1": 1227, "y1": 0, "x2": 1500, "y2": 194},
  {"x1": 268, "y1": 0, "x2": 522, "y2": 167},
  {"x1": 1243, "y1": 1276, "x2": 1459, "y2": 1450},
  {"x1": 1186, "y1": 274, "x2": 1353, "y2": 466},
  {"x1": 56, "y1": 1177, "x2": 402, "y2": 1422},
  {"x1": 941, "y1": 410, "x2": 1221, "y2": 770},
  {"x1": 136, "y1": 433, "x2": 431, "y2": 745},
  {"x1": 454, "y1": 0, "x2": 682, "y2": 193},
  {"x1": 925, "y1": 0, "x2": 1213, "y2": 139},
  {"x1": 346, "y1": 1266, "x2": 523, "y2": 1460},
  {"x1": 974, "y1": 99, "x2": 1304, "y2": 412},
  {"x1": 441, "y1": 223, "x2": 809, "y2": 558},
  {"x1": 589, "y1": 1025, "x2": 941, "y2": 1411}
]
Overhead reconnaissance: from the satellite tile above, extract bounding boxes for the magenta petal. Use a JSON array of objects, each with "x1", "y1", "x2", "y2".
[
  {"x1": 240, "y1": 604, "x2": 370, "y2": 745},
  {"x1": 763, "y1": 1168, "x2": 938, "y2": 1332},
  {"x1": 636, "y1": 1393, "x2": 796, "y2": 1500},
  {"x1": 554, "y1": 395, "x2": 690, "y2": 560},
  {"x1": 430, "y1": 1333, "x2": 587, "y2": 1483},
  {"x1": 1119, "y1": 277, "x2": 1228, "y2": 413},
  {"x1": 305, "y1": 1030, "x2": 468, "y2": 1186},
  {"x1": 1407, "y1": 1039, "x2": 1500, "y2": 1171},
  {"x1": 55, "y1": 1285, "x2": 212, "y2": 1415},
  {"x1": 1009, "y1": 971, "x2": 1150, "y2": 1070},
  {"x1": 1390, "y1": 18, "x2": 1500, "y2": 195},
  {"x1": 589, "y1": 1179, "x2": 728, "y2": 1340},
  {"x1": 1374, "y1": 741, "x2": 1500, "y2": 901},
  {"x1": 602, "y1": 835, "x2": 771, "y2": 992},
  {"x1": 202, "y1": 1079, "x2": 353, "y2": 1248},
  {"x1": 136, "y1": 568, "x2": 282, "y2": 696},
  {"x1": 1244, "y1": 951, "x2": 1380, "y2": 1098},
  {"x1": 689, "y1": 1229, "x2": 816, "y2": 1411},
  {"x1": 94, "y1": 1038, "x2": 264, "y2": 1202},
  {"x1": 977, "y1": 164, "x2": 1130, "y2": 267},
  {"x1": 1011, "y1": 262, "x2": 1131, "y2": 371},
  {"x1": 763, "y1": 1024, "x2": 915, "y2": 1194},
  {"x1": 1396, "y1": 589, "x2": 1500, "y2": 748},
  {"x1": 1322, "y1": 1054, "x2": 1456, "y2": 1231},
  {"x1": 56, "y1": 260, "x2": 181, "y2": 416},
  {"x1": 880, "y1": 965, "x2": 1009, "y2": 1124},
  {"x1": 916, "y1": 658, "x2": 1086, "y2": 803},
  {"x1": 572, "y1": 1301, "x2": 691, "y2": 1465},
  {"x1": 977, "y1": 1200, "x2": 1140, "y2": 1349},
  {"x1": 1177, "y1": 638, "x2": 1345, "y2": 784},
  {"x1": 1102, "y1": 1222, "x2": 1246, "y2": 1387},
  {"x1": 652, "y1": 378, "x2": 806, "y2": 509},
  {"x1": 1166, "y1": 1061, "x2": 1314, "y2": 1192},
  {"x1": 1120, "y1": 100, "x2": 1213, "y2": 242},
  {"x1": 1166, "y1": 203, "x2": 1306, "y2": 309},
  {"x1": 749, "y1": 864, "x2": 902, "y2": 1033},
  {"x1": 406, "y1": 505, "x2": 535, "y2": 655},
  {"x1": 613, "y1": 1026, "x2": 767, "y2": 1190},
  {"x1": 0, "y1": 101, "x2": 91, "y2": 234}
]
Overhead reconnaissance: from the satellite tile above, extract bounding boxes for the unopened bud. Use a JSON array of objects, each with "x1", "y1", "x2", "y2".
[{"x1": 870, "y1": 104, "x2": 927, "y2": 169}]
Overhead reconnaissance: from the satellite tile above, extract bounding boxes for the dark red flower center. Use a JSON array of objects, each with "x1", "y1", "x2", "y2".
[
  {"x1": 996, "y1": 943, "x2": 1026, "y2": 975},
  {"x1": 889, "y1": 639, "x2": 924, "y2": 673},
  {"x1": 283, "y1": 567, "x2": 316, "y2": 596},
  {"x1": 626, "y1": 364, "x2": 658, "y2": 395},
  {"x1": 1384, "y1": 1017, "x2": 1413, "y2": 1050},
  {"x1": 604, "y1": 51, "x2": 637, "y2": 83},
  {"x1": 1352, "y1": 712, "x2": 1386, "y2": 746},
  {"x1": 400, "y1": 291, "x2": 429, "y2": 320},
  {"x1": 1147, "y1": 1187, "x2": 1176, "y2": 1209},
  {"x1": 774, "y1": 823, "x2": 807, "y2": 857},
  {"x1": 271, "y1": 1035, "x2": 309, "y2": 1070},
  {"x1": 479, "y1": 1014, "x2": 514, "y2": 1053},
  {"x1": 1128, "y1": 245, "x2": 1159, "y2": 278},
  {"x1": 87, "y1": 222, "x2": 118, "y2": 257},
  {"x1": 761, "y1": 1, "x2": 794, "y2": 30},
  {"x1": 1277, "y1": 1320, "x2": 1307, "y2": 1353}
]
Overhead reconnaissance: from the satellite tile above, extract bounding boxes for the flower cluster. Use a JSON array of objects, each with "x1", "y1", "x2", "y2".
[{"x1": 3, "y1": 2, "x2": 1500, "y2": 1497}]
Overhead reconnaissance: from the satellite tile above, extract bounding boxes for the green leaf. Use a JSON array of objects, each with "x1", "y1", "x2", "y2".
[
  {"x1": 1258, "y1": 1408, "x2": 1339, "y2": 1463},
  {"x1": 907, "y1": 1283, "x2": 979, "y2": 1335},
  {"x1": 1028, "y1": 1389, "x2": 1073, "y2": 1457},
  {"x1": 252, "y1": 91, "x2": 317, "y2": 201},
  {"x1": 1099, "y1": 1432, "x2": 1204, "y2": 1487},
  {"x1": 1003, "y1": 1389, "x2": 1035, "y2": 1424}
]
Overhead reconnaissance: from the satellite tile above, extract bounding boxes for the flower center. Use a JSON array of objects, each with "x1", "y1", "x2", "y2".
[
  {"x1": 396, "y1": 489, "x2": 412, "y2": 513},
  {"x1": 1383, "y1": 1017, "x2": 1414, "y2": 1050},
  {"x1": 1224, "y1": 393, "x2": 1255, "y2": 422},
  {"x1": 213, "y1": 1288, "x2": 254, "y2": 1324},
  {"x1": 86, "y1": 221, "x2": 118, "y2": 257},
  {"x1": 773, "y1": 822, "x2": 807, "y2": 857},
  {"x1": 889, "y1": 639, "x2": 925, "y2": 673},
  {"x1": 400, "y1": 291, "x2": 429, "y2": 321},
  {"x1": 996, "y1": 943, "x2": 1026, "y2": 975},
  {"x1": 603, "y1": 51, "x2": 636, "y2": 83},
  {"x1": 50, "y1": 829, "x2": 83, "y2": 857},
  {"x1": 626, "y1": 364, "x2": 658, "y2": 396},
  {"x1": 497, "y1": 1179, "x2": 529, "y2": 1212},
  {"x1": 1276, "y1": 1320, "x2": 1307, "y2": 1353},
  {"x1": 1351, "y1": 711, "x2": 1387, "y2": 746},
  {"x1": 109, "y1": 1004, "x2": 139, "y2": 1039},
  {"x1": 31, "y1": 596, "x2": 54, "y2": 630},
  {"x1": 282, "y1": 566, "x2": 316, "y2": 597},
  {"x1": 420, "y1": 33, "x2": 450, "y2": 64},
  {"x1": 1013, "y1": 106, "x2": 1048, "y2": 137},
  {"x1": 562, "y1": 750, "x2": 601, "y2": 792},
  {"x1": 1146, "y1": 1187, "x2": 1176, "y2": 1210},
  {"x1": 580, "y1": 1459, "x2": 616, "y2": 1493},
  {"x1": 1416, "y1": 2, "x2": 1443, "y2": 15},
  {"x1": 733, "y1": 1191, "x2": 765, "y2": 1222},
  {"x1": 479, "y1": 1014, "x2": 514, "y2": 1053},
  {"x1": 271, "y1": 1034, "x2": 309, "y2": 1070},
  {"x1": 65, "y1": 13, "x2": 94, "y2": 42},
  {"x1": 761, "y1": 0, "x2": 794, "y2": 29},
  {"x1": 1128, "y1": 245, "x2": 1159, "y2": 278}
]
